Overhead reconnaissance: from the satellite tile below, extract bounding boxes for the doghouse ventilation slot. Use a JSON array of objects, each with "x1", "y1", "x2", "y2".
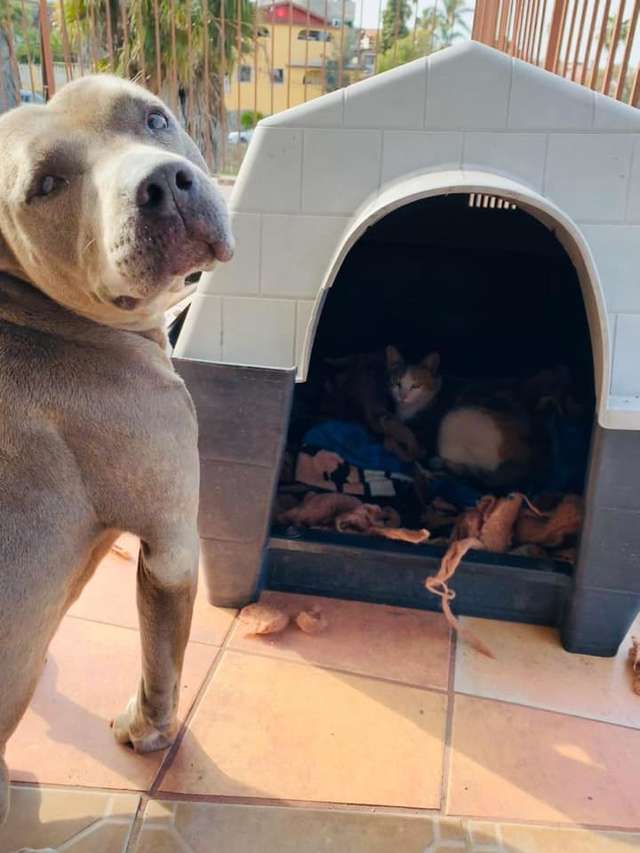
[{"x1": 469, "y1": 193, "x2": 517, "y2": 210}]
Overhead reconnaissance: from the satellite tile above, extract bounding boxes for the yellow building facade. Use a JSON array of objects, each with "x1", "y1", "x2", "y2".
[{"x1": 225, "y1": 3, "x2": 340, "y2": 118}]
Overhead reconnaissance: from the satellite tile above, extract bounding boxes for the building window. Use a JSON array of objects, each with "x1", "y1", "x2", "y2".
[
  {"x1": 303, "y1": 70, "x2": 322, "y2": 85},
  {"x1": 238, "y1": 65, "x2": 252, "y2": 82},
  {"x1": 297, "y1": 29, "x2": 332, "y2": 41},
  {"x1": 272, "y1": 68, "x2": 284, "y2": 83}
]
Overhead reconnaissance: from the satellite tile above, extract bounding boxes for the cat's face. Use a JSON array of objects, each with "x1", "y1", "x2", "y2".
[{"x1": 386, "y1": 346, "x2": 441, "y2": 422}]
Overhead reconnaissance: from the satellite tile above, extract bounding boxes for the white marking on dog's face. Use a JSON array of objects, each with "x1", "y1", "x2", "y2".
[{"x1": 0, "y1": 75, "x2": 234, "y2": 330}]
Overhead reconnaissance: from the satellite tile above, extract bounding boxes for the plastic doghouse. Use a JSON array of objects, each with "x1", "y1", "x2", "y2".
[{"x1": 175, "y1": 41, "x2": 640, "y2": 656}]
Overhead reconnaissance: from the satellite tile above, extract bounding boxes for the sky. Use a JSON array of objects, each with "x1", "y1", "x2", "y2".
[{"x1": 355, "y1": 0, "x2": 476, "y2": 36}]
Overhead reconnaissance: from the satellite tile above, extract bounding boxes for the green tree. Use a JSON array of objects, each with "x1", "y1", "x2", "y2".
[
  {"x1": 604, "y1": 13, "x2": 629, "y2": 54},
  {"x1": 240, "y1": 109, "x2": 263, "y2": 129},
  {"x1": 377, "y1": 20, "x2": 438, "y2": 73},
  {"x1": 381, "y1": 0, "x2": 412, "y2": 53},
  {"x1": 7, "y1": 1, "x2": 65, "y2": 65},
  {"x1": 325, "y1": 24, "x2": 358, "y2": 91}
]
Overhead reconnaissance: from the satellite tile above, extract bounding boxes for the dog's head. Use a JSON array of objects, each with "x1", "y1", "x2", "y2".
[{"x1": 0, "y1": 75, "x2": 233, "y2": 329}]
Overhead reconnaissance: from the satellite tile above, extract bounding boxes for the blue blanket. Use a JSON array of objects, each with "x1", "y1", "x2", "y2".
[{"x1": 303, "y1": 420, "x2": 413, "y2": 476}]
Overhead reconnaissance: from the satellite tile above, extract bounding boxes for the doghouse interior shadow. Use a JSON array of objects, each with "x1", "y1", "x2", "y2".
[
  {"x1": 269, "y1": 193, "x2": 595, "y2": 622},
  {"x1": 314, "y1": 193, "x2": 593, "y2": 388}
]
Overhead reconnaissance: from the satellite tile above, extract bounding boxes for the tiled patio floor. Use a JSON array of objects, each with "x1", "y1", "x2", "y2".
[{"x1": 2, "y1": 535, "x2": 640, "y2": 852}]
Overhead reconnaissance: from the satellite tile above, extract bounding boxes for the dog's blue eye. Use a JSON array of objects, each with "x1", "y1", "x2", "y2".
[
  {"x1": 41, "y1": 176, "x2": 56, "y2": 195},
  {"x1": 32, "y1": 175, "x2": 65, "y2": 200},
  {"x1": 147, "y1": 112, "x2": 169, "y2": 131}
]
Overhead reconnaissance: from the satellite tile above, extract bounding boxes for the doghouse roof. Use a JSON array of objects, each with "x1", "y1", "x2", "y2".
[{"x1": 176, "y1": 41, "x2": 640, "y2": 430}]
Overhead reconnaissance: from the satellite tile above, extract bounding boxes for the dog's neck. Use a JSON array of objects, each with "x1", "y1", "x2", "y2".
[{"x1": 0, "y1": 273, "x2": 167, "y2": 349}]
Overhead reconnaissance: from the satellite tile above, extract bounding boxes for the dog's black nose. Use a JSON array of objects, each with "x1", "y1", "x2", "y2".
[{"x1": 136, "y1": 162, "x2": 195, "y2": 214}]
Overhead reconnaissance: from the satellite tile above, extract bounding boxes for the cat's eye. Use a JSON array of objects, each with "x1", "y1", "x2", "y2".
[{"x1": 147, "y1": 111, "x2": 169, "y2": 131}]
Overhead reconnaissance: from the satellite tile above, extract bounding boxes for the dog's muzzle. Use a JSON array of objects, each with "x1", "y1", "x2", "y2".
[{"x1": 135, "y1": 161, "x2": 233, "y2": 263}]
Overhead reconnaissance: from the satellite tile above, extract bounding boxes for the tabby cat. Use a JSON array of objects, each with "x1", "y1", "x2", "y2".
[{"x1": 322, "y1": 345, "x2": 442, "y2": 462}]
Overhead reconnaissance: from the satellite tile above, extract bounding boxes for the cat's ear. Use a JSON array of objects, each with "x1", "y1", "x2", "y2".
[
  {"x1": 422, "y1": 352, "x2": 440, "y2": 374},
  {"x1": 385, "y1": 345, "x2": 403, "y2": 370}
]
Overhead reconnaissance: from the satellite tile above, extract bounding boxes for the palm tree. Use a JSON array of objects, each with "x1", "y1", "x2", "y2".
[
  {"x1": 58, "y1": 0, "x2": 253, "y2": 164},
  {"x1": 423, "y1": 0, "x2": 470, "y2": 47}
]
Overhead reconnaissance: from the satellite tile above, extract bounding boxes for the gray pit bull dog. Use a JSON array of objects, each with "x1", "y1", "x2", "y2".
[{"x1": 0, "y1": 75, "x2": 234, "y2": 823}]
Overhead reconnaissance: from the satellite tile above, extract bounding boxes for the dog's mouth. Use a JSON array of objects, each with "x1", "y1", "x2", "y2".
[
  {"x1": 168, "y1": 238, "x2": 219, "y2": 275},
  {"x1": 108, "y1": 240, "x2": 213, "y2": 312},
  {"x1": 209, "y1": 239, "x2": 234, "y2": 263},
  {"x1": 106, "y1": 218, "x2": 233, "y2": 313}
]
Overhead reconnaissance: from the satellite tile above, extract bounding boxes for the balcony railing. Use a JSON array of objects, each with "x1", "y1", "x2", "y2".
[{"x1": 472, "y1": 0, "x2": 640, "y2": 105}]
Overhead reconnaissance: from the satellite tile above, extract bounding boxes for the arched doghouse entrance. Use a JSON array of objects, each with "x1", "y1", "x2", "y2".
[
  {"x1": 298, "y1": 171, "x2": 608, "y2": 418},
  {"x1": 310, "y1": 193, "x2": 594, "y2": 409},
  {"x1": 267, "y1": 171, "x2": 636, "y2": 656}
]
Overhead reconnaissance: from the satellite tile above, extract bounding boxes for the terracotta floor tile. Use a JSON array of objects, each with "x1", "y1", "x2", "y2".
[
  {"x1": 0, "y1": 786, "x2": 138, "y2": 853},
  {"x1": 134, "y1": 800, "x2": 436, "y2": 853},
  {"x1": 455, "y1": 616, "x2": 640, "y2": 728},
  {"x1": 229, "y1": 591, "x2": 451, "y2": 689},
  {"x1": 500, "y1": 824, "x2": 640, "y2": 852},
  {"x1": 437, "y1": 816, "x2": 467, "y2": 842},
  {"x1": 466, "y1": 820, "x2": 502, "y2": 847},
  {"x1": 160, "y1": 651, "x2": 447, "y2": 808},
  {"x1": 6, "y1": 617, "x2": 216, "y2": 791},
  {"x1": 448, "y1": 694, "x2": 640, "y2": 828},
  {"x1": 132, "y1": 802, "x2": 640, "y2": 853},
  {"x1": 67, "y1": 533, "x2": 237, "y2": 646}
]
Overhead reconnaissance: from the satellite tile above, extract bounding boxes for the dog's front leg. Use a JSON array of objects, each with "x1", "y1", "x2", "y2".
[
  {"x1": 112, "y1": 531, "x2": 198, "y2": 753},
  {"x1": 0, "y1": 749, "x2": 8, "y2": 824}
]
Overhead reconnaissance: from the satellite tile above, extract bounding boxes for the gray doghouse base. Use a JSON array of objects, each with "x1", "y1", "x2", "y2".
[
  {"x1": 267, "y1": 530, "x2": 572, "y2": 626},
  {"x1": 176, "y1": 357, "x2": 640, "y2": 657}
]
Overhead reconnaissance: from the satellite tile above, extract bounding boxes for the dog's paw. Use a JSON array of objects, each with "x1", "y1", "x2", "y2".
[{"x1": 111, "y1": 696, "x2": 177, "y2": 754}]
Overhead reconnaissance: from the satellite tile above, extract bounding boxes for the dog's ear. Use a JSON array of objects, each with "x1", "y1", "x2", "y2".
[
  {"x1": 385, "y1": 345, "x2": 403, "y2": 371},
  {"x1": 0, "y1": 228, "x2": 13, "y2": 268},
  {"x1": 0, "y1": 228, "x2": 23, "y2": 279},
  {"x1": 422, "y1": 352, "x2": 440, "y2": 374}
]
